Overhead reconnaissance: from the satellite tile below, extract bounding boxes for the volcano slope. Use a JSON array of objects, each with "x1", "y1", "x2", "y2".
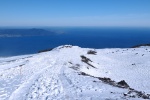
[{"x1": 0, "y1": 45, "x2": 150, "y2": 100}]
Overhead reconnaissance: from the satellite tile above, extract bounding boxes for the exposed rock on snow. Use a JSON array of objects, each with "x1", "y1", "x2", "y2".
[
  {"x1": 117, "y1": 80, "x2": 129, "y2": 88},
  {"x1": 87, "y1": 50, "x2": 97, "y2": 55}
]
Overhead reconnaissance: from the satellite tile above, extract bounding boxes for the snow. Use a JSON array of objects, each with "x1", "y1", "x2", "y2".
[{"x1": 0, "y1": 45, "x2": 150, "y2": 100}]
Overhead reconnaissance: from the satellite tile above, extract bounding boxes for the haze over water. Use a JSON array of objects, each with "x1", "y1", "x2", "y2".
[
  {"x1": 0, "y1": 0, "x2": 150, "y2": 56},
  {"x1": 0, "y1": 27, "x2": 150, "y2": 57}
]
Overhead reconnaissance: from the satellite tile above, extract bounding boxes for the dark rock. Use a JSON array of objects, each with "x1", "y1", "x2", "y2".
[
  {"x1": 124, "y1": 93, "x2": 127, "y2": 96},
  {"x1": 93, "y1": 80, "x2": 96, "y2": 82},
  {"x1": 76, "y1": 64, "x2": 80, "y2": 67},
  {"x1": 68, "y1": 62, "x2": 72, "y2": 64},
  {"x1": 38, "y1": 48, "x2": 53, "y2": 53},
  {"x1": 80, "y1": 55, "x2": 92, "y2": 62},
  {"x1": 98, "y1": 77, "x2": 111, "y2": 82},
  {"x1": 87, "y1": 50, "x2": 97, "y2": 55},
  {"x1": 80, "y1": 55, "x2": 96, "y2": 68},
  {"x1": 79, "y1": 72, "x2": 87, "y2": 76},
  {"x1": 117, "y1": 80, "x2": 129, "y2": 88},
  {"x1": 69, "y1": 66, "x2": 79, "y2": 70},
  {"x1": 59, "y1": 45, "x2": 72, "y2": 49}
]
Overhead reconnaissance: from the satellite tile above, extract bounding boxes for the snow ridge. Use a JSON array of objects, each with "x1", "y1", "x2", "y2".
[{"x1": 0, "y1": 45, "x2": 150, "y2": 100}]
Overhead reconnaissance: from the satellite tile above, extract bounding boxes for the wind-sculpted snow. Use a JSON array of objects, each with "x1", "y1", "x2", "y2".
[{"x1": 0, "y1": 45, "x2": 150, "y2": 100}]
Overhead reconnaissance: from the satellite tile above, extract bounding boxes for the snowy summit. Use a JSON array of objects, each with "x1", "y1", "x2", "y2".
[{"x1": 0, "y1": 45, "x2": 150, "y2": 100}]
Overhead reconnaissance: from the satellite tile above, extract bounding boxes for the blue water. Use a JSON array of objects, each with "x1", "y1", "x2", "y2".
[{"x1": 0, "y1": 27, "x2": 150, "y2": 57}]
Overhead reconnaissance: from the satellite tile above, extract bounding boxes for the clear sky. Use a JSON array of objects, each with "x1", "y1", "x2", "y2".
[{"x1": 0, "y1": 0, "x2": 150, "y2": 27}]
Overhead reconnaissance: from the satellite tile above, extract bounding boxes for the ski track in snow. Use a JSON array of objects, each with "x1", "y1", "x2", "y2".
[{"x1": 0, "y1": 45, "x2": 150, "y2": 100}]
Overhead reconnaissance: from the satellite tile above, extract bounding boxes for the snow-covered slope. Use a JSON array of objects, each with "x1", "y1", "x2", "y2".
[{"x1": 0, "y1": 45, "x2": 150, "y2": 100}]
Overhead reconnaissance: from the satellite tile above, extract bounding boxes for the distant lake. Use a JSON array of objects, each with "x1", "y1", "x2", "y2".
[{"x1": 0, "y1": 27, "x2": 150, "y2": 57}]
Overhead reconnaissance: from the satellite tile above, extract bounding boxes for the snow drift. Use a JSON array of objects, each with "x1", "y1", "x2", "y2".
[{"x1": 0, "y1": 45, "x2": 150, "y2": 100}]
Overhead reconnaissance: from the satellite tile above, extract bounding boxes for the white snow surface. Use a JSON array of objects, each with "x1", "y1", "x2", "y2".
[{"x1": 0, "y1": 45, "x2": 150, "y2": 100}]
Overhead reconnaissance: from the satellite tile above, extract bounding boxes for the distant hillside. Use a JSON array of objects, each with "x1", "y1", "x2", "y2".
[
  {"x1": 132, "y1": 44, "x2": 150, "y2": 48},
  {"x1": 0, "y1": 28, "x2": 56, "y2": 37}
]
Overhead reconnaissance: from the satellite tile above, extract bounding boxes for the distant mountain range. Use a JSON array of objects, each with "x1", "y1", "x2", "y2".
[{"x1": 0, "y1": 28, "x2": 56, "y2": 37}]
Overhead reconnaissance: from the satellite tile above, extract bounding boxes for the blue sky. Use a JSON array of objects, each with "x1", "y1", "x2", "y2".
[{"x1": 0, "y1": 0, "x2": 150, "y2": 27}]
